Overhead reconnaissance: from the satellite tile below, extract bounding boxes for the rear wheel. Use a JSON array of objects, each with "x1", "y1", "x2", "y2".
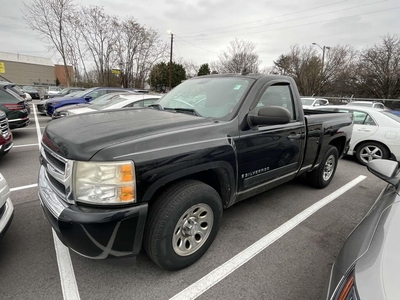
[
  {"x1": 307, "y1": 146, "x2": 338, "y2": 188},
  {"x1": 143, "y1": 180, "x2": 223, "y2": 271},
  {"x1": 355, "y1": 142, "x2": 389, "y2": 165}
]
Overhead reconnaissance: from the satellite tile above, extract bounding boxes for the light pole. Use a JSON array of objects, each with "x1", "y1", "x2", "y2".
[
  {"x1": 167, "y1": 30, "x2": 174, "y2": 91},
  {"x1": 312, "y1": 43, "x2": 330, "y2": 96}
]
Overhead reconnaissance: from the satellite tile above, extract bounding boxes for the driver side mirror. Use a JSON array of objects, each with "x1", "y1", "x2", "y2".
[
  {"x1": 367, "y1": 159, "x2": 400, "y2": 186},
  {"x1": 248, "y1": 106, "x2": 291, "y2": 127},
  {"x1": 84, "y1": 95, "x2": 92, "y2": 101}
]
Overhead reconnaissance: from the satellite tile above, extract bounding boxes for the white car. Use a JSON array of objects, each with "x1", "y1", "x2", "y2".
[
  {"x1": 318, "y1": 105, "x2": 400, "y2": 165},
  {"x1": 346, "y1": 101, "x2": 386, "y2": 109},
  {"x1": 301, "y1": 97, "x2": 330, "y2": 109},
  {"x1": 24, "y1": 92, "x2": 32, "y2": 101},
  {"x1": 0, "y1": 172, "x2": 13, "y2": 238},
  {"x1": 54, "y1": 93, "x2": 162, "y2": 118}
]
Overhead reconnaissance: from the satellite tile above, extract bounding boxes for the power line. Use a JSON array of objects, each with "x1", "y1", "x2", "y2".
[
  {"x1": 179, "y1": 0, "x2": 349, "y2": 37},
  {"x1": 181, "y1": 0, "x2": 386, "y2": 40},
  {"x1": 185, "y1": 5, "x2": 400, "y2": 42},
  {"x1": 174, "y1": 35, "x2": 220, "y2": 55}
]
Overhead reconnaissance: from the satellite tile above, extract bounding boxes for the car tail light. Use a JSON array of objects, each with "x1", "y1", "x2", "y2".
[
  {"x1": 3, "y1": 104, "x2": 25, "y2": 110},
  {"x1": 332, "y1": 268, "x2": 359, "y2": 300}
]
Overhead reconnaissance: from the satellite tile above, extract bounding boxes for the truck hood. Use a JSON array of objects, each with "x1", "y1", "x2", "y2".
[{"x1": 42, "y1": 108, "x2": 212, "y2": 160}]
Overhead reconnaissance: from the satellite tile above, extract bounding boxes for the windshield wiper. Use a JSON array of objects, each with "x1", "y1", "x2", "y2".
[{"x1": 165, "y1": 107, "x2": 202, "y2": 117}]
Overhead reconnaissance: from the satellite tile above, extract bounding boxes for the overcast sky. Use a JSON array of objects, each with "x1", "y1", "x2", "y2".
[{"x1": 0, "y1": 0, "x2": 399, "y2": 69}]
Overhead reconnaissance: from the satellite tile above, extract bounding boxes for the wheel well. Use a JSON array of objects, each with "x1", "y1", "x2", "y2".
[
  {"x1": 354, "y1": 140, "x2": 390, "y2": 154},
  {"x1": 148, "y1": 169, "x2": 232, "y2": 208},
  {"x1": 329, "y1": 136, "x2": 346, "y2": 156}
]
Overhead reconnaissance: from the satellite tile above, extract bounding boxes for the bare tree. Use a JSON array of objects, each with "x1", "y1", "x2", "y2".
[
  {"x1": 76, "y1": 6, "x2": 119, "y2": 86},
  {"x1": 357, "y1": 34, "x2": 400, "y2": 99},
  {"x1": 219, "y1": 39, "x2": 261, "y2": 73},
  {"x1": 23, "y1": 0, "x2": 75, "y2": 86},
  {"x1": 273, "y1": 45, "x2": 320, "y2": 96}
]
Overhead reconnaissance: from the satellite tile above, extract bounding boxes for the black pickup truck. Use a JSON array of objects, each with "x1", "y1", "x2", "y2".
[{"x1": 38, "y1": 74, "x2": 353, "y2": 270}]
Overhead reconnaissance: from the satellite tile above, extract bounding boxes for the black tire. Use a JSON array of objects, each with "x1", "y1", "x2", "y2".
[
  {"x1": 355, "y1": 141, "x2": 389, "y2": 166},
  {"x1": 307, "y1": 146, "x2": 338, "y2": 189},
  {"x1": 143, "y1": 180, "x2": 223, "y2": 271}
]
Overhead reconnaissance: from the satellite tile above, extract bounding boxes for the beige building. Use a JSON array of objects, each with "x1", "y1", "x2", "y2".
[{"x1": 0, "y1": 51, "x2": 55, "y2": 86}]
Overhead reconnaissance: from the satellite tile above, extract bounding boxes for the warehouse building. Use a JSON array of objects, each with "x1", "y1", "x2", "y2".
[{"x1": 0, "y1": 51, "x2": 72, "y2": 87}]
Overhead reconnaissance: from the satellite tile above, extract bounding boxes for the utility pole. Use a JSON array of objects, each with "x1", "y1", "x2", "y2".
[
  {"x1": 312, "y1": 43, "x2": 330, "y2": 96},
  {"x1": 168, "y1": 31, "x2": 174, "y2": 91}
]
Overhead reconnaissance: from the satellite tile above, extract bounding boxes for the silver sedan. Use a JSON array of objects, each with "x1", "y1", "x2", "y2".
[
  {"x1": 0, "y1": 172, "x2": 13, "y2": 238},
  {"x1": 325, "y1": 159, "x2": 400, "y2": 299}
]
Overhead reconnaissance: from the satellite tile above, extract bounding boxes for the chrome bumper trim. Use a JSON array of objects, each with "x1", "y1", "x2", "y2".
[{"x1": 0, "y1": 198, "x2": 14, "y2": 233}]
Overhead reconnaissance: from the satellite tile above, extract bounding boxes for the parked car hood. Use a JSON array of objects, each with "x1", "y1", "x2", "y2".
[
  {"x1": 46, "y1": 95, "x2": 84, "y2": 104},
  {"x1": 68, "y1": 107, "x2": 95, "y2": 115},
  {"x1": 354, "y1": 198, "x2": 400, "y2": 300},
  {"x1": 42, "y1": 108, "x2": 213, "y2": 160}
]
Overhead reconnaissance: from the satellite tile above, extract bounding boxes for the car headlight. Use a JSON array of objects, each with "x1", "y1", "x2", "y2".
[{"x1": 74, "y1": 161, "x2": 136, "y2": 205}]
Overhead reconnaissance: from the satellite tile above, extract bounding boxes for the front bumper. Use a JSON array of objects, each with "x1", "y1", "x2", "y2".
[
  {"x1": 0, "y1": 198, "x2": 14, "y2": 238},
  {"x1": 37, "y1": 103, "x2": 47, "y2": 114},
  {"x1": 38, "y1": 166, "x2": 148, "y2": 259},
  {"x1": 8, "y1": 118, "x2": 30, "y2": 129}
]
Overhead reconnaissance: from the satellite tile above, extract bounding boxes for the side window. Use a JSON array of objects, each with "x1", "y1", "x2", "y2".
[
  {"x1": 364, "y1": 114, "x2": 376, "y2": 126},
  {"x1": 143, "y1": 99, "x2": 158, "y2": 107},
  {"x1": 256, "y1": 84, "x2": 295, "y2": 119},
  {"x1": 132, "y1": 101, "x2": 144, "y2": 107},
  {"x1": 352, "y1": 111, "x2": 368, "y2": 125}
]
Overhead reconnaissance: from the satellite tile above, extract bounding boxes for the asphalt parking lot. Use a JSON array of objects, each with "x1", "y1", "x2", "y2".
[{"x1": 0, "y1": 100, "x2": 387, "y2": 300}]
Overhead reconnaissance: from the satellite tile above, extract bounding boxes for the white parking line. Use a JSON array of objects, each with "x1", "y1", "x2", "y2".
[
  {"x1": 13, "y1": 143, "x2": 39, "y2": 148},
  {"x1": 10, "y1": 183, "x2": 38, "y2": 192},
  {"x1": 170, "y1": 175, "x2": 367, "y2": 300},
  {"x1": 32, "y1": 103, "x2": 81, "y2": 300}
]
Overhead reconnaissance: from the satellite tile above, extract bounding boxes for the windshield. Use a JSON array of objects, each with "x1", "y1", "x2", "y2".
[
  {"x1": 157, "y1": 77, "x2": 252, "y2": 119},
  {"x1": 301, "y1": 99, "x2": 315, "y2": 105},
  {"x1": 90, "y1": 94, "x2": 128, "y2": 109},
  {"x1": 74, "y1": 88, "x2": 96, "y2": 98},
  {"x1": 60, "y1": 88, "x2": 71, "y2": 95},
  {"x1": 23, "y1": 86, "x2": 37, "y2": 91}
]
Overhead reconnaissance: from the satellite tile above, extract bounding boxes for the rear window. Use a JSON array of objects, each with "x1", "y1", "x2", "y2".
[{"x1": 0, "y1": 89, "x2": 21, "y2": 103}]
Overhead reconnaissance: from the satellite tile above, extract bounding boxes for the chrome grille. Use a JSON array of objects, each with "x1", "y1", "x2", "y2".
[
  {"x1": 43, "y1": 147, "x2": 66, "y2": 173},
  {"x1": 40, "y1": 145, "x2": 73, "y2": 204},
  {"x1": 0, "y1": 117, "x2": 11, "y2": 139}
]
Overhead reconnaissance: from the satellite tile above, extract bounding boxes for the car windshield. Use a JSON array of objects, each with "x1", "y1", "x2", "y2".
[
  {"x1": 381, "y1": 111, "x2": 400, "y2": 122},
  {"x1": 74, "y1": 88, "x2": 96, "y2": 98},
  {"x1": 157, "y1": 77, "x2": 253, "y2": 119},
  {"x1": 59, "y1": 88, "x2": 71, "y2": 95},
  {"x1": 301, "y1": 99, "x2": 315, "y2": 105},
  {"x1": 23, "y1": 86, "x2": 37, "y2": 91},
  {"x1": 90, "y1": 94, "x2": 129, "y2": 109},
  {"x1": 65, "y1": 91, "x2": 80, "y2": 97}
]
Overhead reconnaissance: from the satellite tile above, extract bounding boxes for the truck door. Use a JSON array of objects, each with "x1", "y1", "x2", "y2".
[{"x1": 236, "y1": 83, "x2": 306, "y2": 192}]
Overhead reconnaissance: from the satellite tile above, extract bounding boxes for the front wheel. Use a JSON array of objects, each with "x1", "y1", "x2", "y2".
[
  {"x1": 307, "y1": 146, "x2": 338, "y2": 188},
  {"x1": 143, "y1": 180, "x2": 223, "y2": 271}
]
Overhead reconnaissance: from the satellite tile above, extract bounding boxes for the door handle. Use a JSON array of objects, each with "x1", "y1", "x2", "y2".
[
  {"x1": 357, "y1": 128, "x2": 371, "y2": 132},
  {"x1": 288, "y1": 133, "x2": 302, "y2": 140}
]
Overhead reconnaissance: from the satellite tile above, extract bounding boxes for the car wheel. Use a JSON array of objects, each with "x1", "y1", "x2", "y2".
[
  {"x1": 355, "y1": 142, "x2": 389, "y2": 166},
  {"x1": 307, "y1": 146, "x2": 338, "y2": 189},
  {"x1": 143, "y1": 180, "x2": 223, "y2": 271}
]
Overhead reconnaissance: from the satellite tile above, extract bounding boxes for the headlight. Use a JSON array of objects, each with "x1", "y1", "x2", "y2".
[{"x1": 74, "y1": 161, "x2": 136, "y2": 205}]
